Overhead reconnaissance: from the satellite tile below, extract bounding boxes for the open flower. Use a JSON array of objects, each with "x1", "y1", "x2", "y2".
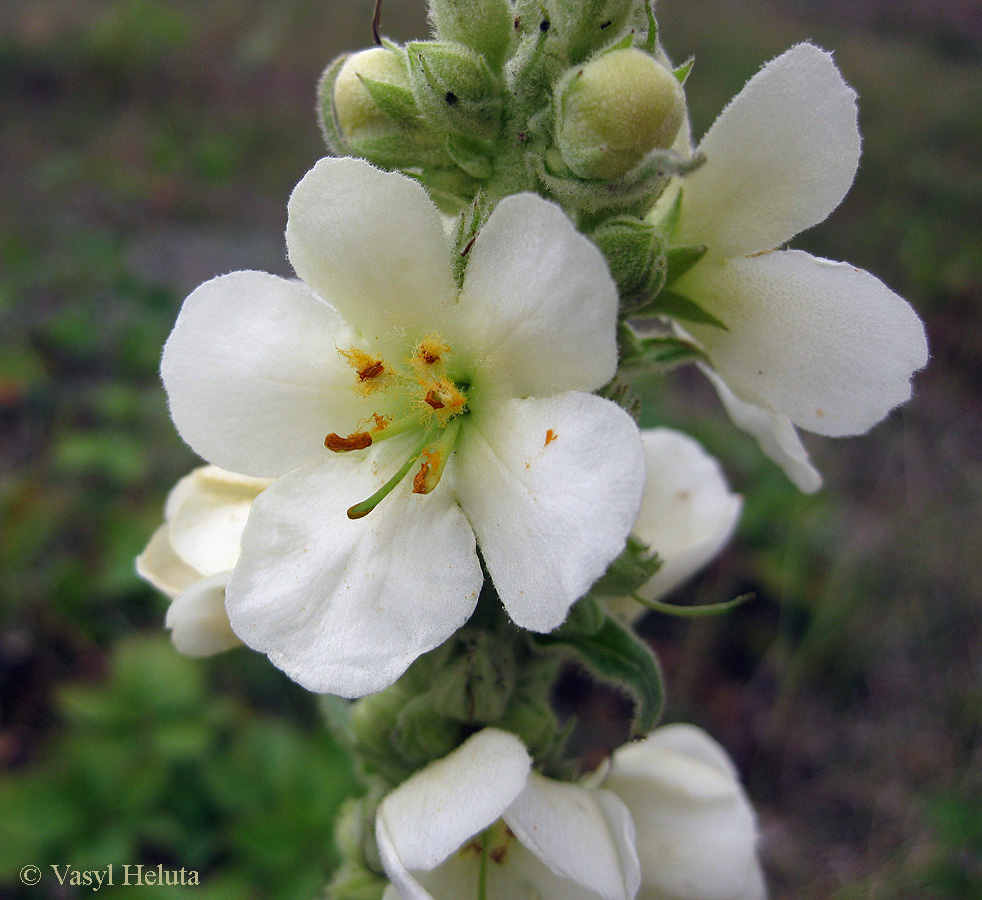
[
  {"x1": 161, "y1": 157, "x2": 644, "y2": 698},
  {"x1": 605, "y1": 429, "x2": 743, "y2": 623},
  {"x1": 376, "y1": 725, "x2": 765, "y2": 900},
  {"x1": 136, "y1": 466, "x2": 269, "y2": 656},
  {"x1": 376, "y1": 728, "x2": 641, "y2": 900},
  {"x1": 650, "y1": 43, "x2": 928, "y2": 489}
]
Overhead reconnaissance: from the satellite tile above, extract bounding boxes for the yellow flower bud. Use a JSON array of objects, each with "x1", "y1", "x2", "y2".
[
  {"x1": 556, "y1": 48, "x2": 686, "y2": 180},
  {"x1": 333, "y1": 47, "x2": 412, "y2": 140}
]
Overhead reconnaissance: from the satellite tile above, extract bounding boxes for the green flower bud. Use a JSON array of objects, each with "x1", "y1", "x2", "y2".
[
  {"x1": 590, "y1": 216, "x2": 667, "y2": 309},
  {"x1": 555, "y1": 48, "x2": 686, "y2": 180},
  {"x1": 428, "y1": 0, "x2": 515, "y2": 69},
  {"x1": 407, "y1": 40, "x2": 503, "y2": 141}
]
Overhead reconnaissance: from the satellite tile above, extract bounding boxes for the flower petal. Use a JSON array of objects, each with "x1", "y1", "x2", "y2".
[
  {"x1": 683, "y1": 250, "x2": 929, "y2": 436},
  {"x1": 165, "y1": 466, "x2": 270, "y2": 576},
  {"x1": 136, "y1": 524, "x2": 198, "y2": 598},
  {"x1": 165, "y1": 572, "x2": 242, "y2": 656},
  {"x1": 608, "y1": 429, "x2": 742, "y2": 621},
  {"x1": 287, "y1": 157, "x2": 458, "y2": 342},
  {"x1": 678, "y1": 43, "x2": 860, "y2": 257},
  {"x1": 608, "y1": 726, "x2": 766, "y2": 900},
  {"x1": 701, "y1": 365, "x2": 822, "y2": 493},
  {"x1": 455, "y1": 393, "x2": 645, "y2": 632},
  {"x1": 225, "y1": 444, "x2": 483, "y2": 697},
  {"x1": 504, "y1": 773, "x2": 641, "y2": 900},
  {"x1": 377, "y1": 729, "x2": 531, "y2": 876},
  {"x1": 456, "y1": 193, "x2": 619, "y2": 396},
  {"x1": 161, "y1": 270, "x2": 368, "y2": 477}
]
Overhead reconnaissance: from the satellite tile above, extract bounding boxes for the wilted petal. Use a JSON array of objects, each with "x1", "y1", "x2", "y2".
[
  {"x1": 161, "y1": 271, "x2": 367, "y2": 478},
  {"x1": 455, "y1": 393, "x2": 645, "y2": 632},
  {"x1": 683, "y1": 251, "x2": 928, "y2": 437},
  {"x1": 678, "y1": 43, "x2": 860, "y2": 258},
  {"x1": 702, "y1": 366, "x2": 822, "y2": 493},
  {"x1": 607, "y1": 725, "x2": 766, "y2": 900},
  {"x1": 287, "y1": 157, "x2": 458, "y2": 343},
  {"x1": 225, "y1": 444, "x2": 484, "y2": 697},
  {"x1": 505, "y1": 773, "x2": 640, "y2": 900},
  {"x1": 165, "y1": 572, "x2": 241, "y2": 656},
  {"x1": 457, "y1": 193, "x2": 619, "y2": 396}
]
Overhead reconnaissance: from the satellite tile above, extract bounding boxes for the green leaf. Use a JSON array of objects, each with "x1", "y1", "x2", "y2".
[
  {"x1": 533, "y1": 601, "x2": 664, "y2": 737},
  {"x1": 589, "y1": 536, "x2": 662, "y2": 597}
]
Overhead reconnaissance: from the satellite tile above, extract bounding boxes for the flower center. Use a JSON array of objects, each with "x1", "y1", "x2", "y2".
[{"x1": 325, "y1": 334, "x2": 470, "y2": 518}]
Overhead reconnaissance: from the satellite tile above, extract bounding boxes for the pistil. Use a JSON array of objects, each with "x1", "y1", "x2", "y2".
[{"x1": 347, "y1": 430, "x2": 435, "y2": 519}]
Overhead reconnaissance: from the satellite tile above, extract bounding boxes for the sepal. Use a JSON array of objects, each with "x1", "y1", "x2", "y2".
[{"x1": 589, "y1": 535, "x2": 662, "y2": 597}]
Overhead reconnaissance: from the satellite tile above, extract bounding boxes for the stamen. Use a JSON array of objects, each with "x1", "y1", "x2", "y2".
[
  {"x1": 412, "y1": 420, "x2": 461, "y2": 495},
  {"x1": 325, "y1": 431, "x2": 372, "y2": 452},
  {"x1": 409, "y1": 334, "x2": 452, "y2": 371},
  {"x1": 347, "y1": 431, "x2": 434, "y2": 519}
]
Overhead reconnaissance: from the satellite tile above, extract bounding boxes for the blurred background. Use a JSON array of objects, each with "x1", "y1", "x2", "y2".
[{"x1": 0, "y1": 0, "x2": 979, "y2": 897}]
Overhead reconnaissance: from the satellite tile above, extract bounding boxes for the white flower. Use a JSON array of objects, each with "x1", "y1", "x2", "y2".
[
  {"x1": 606, "y1": 429, "x2": 743, "y2": 623},
  {"x1": 607, "y1": 725, "x2": 767, "y2": 900},
  {"x1": 161, "y1": 157, "x2": 645, "y2": 698},
  {"x1": 650, "y1": 43, "x2": 928, "y2": 490},
  {"x1": 376, "y1": 728, "x2": 641, "y2": 900},
  {"x1": 136, "y1": 465, "x2": 269, "y2": 656},
  {"x1": 376, "y1": 725, "x2": 766, "y2": 900}
]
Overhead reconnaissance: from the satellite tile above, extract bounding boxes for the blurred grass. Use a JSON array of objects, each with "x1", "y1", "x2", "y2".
[{"x1": 0, "y1": 0, "x2": 979, "y2": 898}]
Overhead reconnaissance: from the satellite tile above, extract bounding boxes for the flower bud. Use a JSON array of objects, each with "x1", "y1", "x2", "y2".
[
  {"x1": 428, "y1": 0, "x2": 514, "y2": 69},
  {"x1": 407, "y1": 41, "x2": 503, "y2": 141},
  {"x1": 331, "y1": 47, "x2": 415, "y2": 143},
  {"x1": 555, "y1": 48, "x2": 686, "y2": 180}
]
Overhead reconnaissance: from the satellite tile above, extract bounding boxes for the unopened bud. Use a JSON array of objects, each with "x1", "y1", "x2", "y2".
[
  {"x1": 332, "y1": 47, "x2": 415, "y2": 142},
  {"x1": 555, "y1": 48, "x2": 686, "y2": 180}
]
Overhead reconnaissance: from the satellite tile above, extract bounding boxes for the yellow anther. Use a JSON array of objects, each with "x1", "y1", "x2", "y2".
[
  {"x1": 339, "y1": 346, "x2": 392, "y2": 395},
  {"x1": 409, "y1": 334, "x2": 452, "y2": 372}
]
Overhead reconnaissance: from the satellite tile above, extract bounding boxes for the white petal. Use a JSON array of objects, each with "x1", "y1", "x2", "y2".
[
  {"x1": 608, "y1": 727, "x2": 766, "y2": 900},
  {"x1": 456, "y1": 193, "x2": 619, "y2": 396},
  {"x1": 701, "y1": 366, "x2": 822, "y2": 493},
  {"x1": 287, "y1": 158, "x2": 458, "y2": 342},
  {"x1": 164, "y1": 466, "x2": 269, "y2": 576},
  {"x1": 504, "y1": 774, "x2": 641, "y2": 900},
  {"x1": 633, "y1": 428, "x2": 742, "y2": 602},
  {"x1": 377, "y1": 729, "x2": 531, "y2": 873},
  {"x1": 455, "y1": 393, "x2": 645, "y2": 633},
  {"x1": 683, "y1": 251, "x2": 928, "y2": 437},
  {"x1": 136, "y1": 525, "x2": 197, "y2": 598},
  {"x1": 161, "y1": 270, "x2": 369, "y2": 477},
  {"x1": 225, "y1": 443, "x2": 483, "y2": 697},
  {"x1": 678, "y1": 43, "x2": 860, "y2": 257},
  {"x1": 165, "y1": 572, "x2": 242, "y2": 656}
]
